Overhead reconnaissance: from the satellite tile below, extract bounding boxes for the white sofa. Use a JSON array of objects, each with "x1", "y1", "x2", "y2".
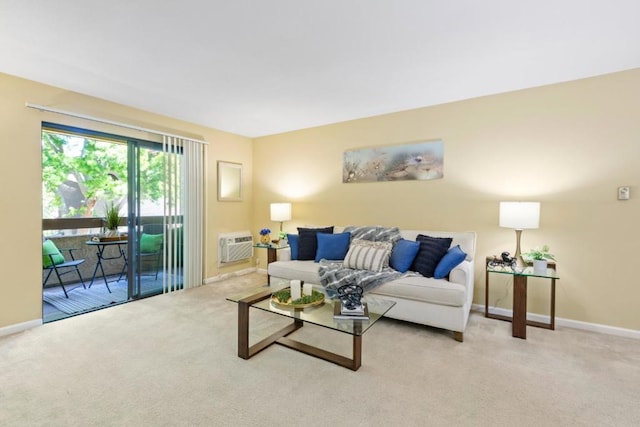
[{"x1": 268, "y1": 229, "x2": 477, "y2": 342}]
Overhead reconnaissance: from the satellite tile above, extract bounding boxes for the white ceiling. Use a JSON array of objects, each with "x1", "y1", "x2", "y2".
[{"x1": 1, "y1": 1, "x2": 639, "y2": 137}]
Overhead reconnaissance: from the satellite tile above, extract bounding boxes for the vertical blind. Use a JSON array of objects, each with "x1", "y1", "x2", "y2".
[{"x1": 162, "y1": 136, "x2": 204, "y2": 293}]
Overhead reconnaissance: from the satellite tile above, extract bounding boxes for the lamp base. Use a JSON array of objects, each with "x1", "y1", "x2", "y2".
[{"x1": 514, "y1": 229, "x2": 526, "y2": 268}]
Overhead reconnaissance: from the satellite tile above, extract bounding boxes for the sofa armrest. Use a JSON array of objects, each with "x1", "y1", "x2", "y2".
[
  {"x1": 449, "y1": 260, "x2": 474, "y2": 289},
  {"x1": 278, "y1": 247, "x2": 291, "y2": 261}
]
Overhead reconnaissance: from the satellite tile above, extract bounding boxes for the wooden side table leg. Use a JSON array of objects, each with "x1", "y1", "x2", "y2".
[
  {"x1": 267, "y1": 247, "x2": 277, "y2": 264},
  {"x1": 266, "y1": 247, "x2": 277, "y2": 286},
  {"x1": 485, "y1": 267, "x2": 489, "y2": 317},
  {"x1": 512, "y1": 275, "x2": 527, "y2": 339},
  {"x1": 550, "y1": 278, "x2": 556, "y2": 330}
]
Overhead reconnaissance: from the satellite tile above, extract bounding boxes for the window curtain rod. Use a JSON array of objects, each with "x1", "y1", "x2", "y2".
[{"x1": 25, "y1": 102, "x2": 207, "y2": 145}]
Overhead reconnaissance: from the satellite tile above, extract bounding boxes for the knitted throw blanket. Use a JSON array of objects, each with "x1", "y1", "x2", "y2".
[
  {"x1": 318, "y1": 260, "x2": 412, "y2": 298},
  {"x1": 343, "y1": 225, "x2": 403, "y2": 244},
  {"x1": 319, "y1": 226, "x2": 415, "y2": 297}
]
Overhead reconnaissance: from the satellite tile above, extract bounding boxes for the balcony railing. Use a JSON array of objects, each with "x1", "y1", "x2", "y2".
[{"x1": 42, "y1": 216, "x2": 181, "y2": 284}]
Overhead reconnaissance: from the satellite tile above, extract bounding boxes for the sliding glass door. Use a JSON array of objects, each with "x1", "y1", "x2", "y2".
[
  {"x1": 41, "y1": 123, "x2": 184, "y2": 321},
  {"x1": 127, "y1": 141, "x2": 183, "y2": 298}
]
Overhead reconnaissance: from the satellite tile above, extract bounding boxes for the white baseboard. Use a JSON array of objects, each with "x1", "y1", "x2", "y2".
[
  {"x1": 203, "y1": 267, "x2": 257, "y2": 284},
  {"x1": 0, "y1": 319, "x2": 42, "y2": 338},
  {"x1": 471, "y1": 303, "x2": 640, "y2": 339}
]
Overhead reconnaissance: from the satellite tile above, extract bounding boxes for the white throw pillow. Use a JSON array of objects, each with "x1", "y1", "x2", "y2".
[{"x1": 343, "y1": 239, "x2": 392, "y2": 272}]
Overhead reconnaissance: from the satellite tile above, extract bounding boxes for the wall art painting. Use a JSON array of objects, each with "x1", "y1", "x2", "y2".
[{"x1": 343, "y1": 140, "x2": 443, "y2": 183}]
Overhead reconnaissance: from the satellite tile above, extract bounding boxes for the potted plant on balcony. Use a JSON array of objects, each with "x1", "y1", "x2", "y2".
[
  {"x1": 523, "y1": 245, "x2": 555, "y2": 274},
  {"x1": 104, "y1": 202, "x2": 121, "y2": 238}
]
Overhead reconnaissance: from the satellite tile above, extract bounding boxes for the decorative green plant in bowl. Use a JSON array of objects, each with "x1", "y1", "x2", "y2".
[
  {"x1": 272, "y1": 288, "x2": 292, "y2": 303},
  {"x1": 271, "y1": 288, "x2": 325, "y2": 308}
]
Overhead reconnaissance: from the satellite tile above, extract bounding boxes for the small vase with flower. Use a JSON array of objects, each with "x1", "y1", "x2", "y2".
[{"x1": 259, "y1": 228, "x2": 271, "y2": 245}]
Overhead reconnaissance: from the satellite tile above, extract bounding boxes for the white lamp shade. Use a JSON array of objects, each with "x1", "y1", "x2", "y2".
[
  {"x1": 499, "y1": 202, "x2": 540, "y2": 229},
  {"x1": 270, "y1": 203, "x2": 292, "y2": 222}
]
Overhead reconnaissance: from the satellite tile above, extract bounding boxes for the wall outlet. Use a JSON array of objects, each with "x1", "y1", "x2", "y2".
[
  {"x1": 255, "y1": 258, "x2": 260, "y2": 266},
  {"x1": 618, "y1": 186, "x2": 630, "y2": 200}
]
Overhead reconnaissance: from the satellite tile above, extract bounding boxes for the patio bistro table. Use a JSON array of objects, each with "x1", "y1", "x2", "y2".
[{"x1": 86, "y1": 240, "x2": 128, "y2": 293}]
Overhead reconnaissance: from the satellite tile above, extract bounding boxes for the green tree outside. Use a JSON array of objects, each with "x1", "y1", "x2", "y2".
[{"x1": 42, "y1": 131, "x2": 167, "y2": 220}]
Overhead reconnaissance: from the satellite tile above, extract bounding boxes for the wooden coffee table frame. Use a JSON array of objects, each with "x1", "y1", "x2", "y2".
[{"x1": 236, "y1": 288, "x2": 363, "y2": 371}]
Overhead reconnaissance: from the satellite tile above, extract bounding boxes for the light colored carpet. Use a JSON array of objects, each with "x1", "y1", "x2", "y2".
[
  {"x1": 43, "y1": 283, "x2": 128, "y2": 314},
  {"x1": 2, "y1": 273, "x2": 639, "y2": 426}
]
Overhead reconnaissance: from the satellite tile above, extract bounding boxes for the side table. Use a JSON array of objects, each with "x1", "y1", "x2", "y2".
[
  {"x1": 86, "y1": 239, "x2": 129, "y2": 292},
  {"x1": 485, "y1": 257, "x2": 559, "y2": 339},
  {"x1": 254, "y1": 244, "x2": 289, "y2": 285}
]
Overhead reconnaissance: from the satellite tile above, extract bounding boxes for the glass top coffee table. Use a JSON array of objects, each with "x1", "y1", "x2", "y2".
[{"x1": 227, "y1": 287, "x2": 395, "y2": 371}]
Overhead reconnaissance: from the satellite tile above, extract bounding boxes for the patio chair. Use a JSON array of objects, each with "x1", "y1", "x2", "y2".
[
  {"x1": 42, "y1": 239, "x2": 86, "y2": 298},
  {"x1": 139, "y1": 224, "x2": 164, "y2": 279}
]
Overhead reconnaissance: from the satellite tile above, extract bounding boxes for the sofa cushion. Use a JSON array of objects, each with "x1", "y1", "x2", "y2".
[
  {"x1": 434, "y1": 245, "x2": 467, "y2": 279},
  {"x1": 287, "y1": 234, "x2": 299, "y2": 260},
  {"x1": 315, "y1": 232, "x2": 351, "y2": 262},
  {"x1": 343, "y1": 239, "x2": 392, "y2": 272},
  {"x1": 371, "y1": 275, "x2": 466, "y2": 307},
  {"x1": 140, "y1": 233, "x2": 163, "y2": 253},
  {"x1": 390, "y1": 239, "x2": 420, "y2": 273},
  {"x1": 411, "y1": 235, "x2": 452, "y2": 278},
  {"x1": 297, "y1": 227, "x2": 334, "y2": 261},
  {"x1": 268, "y1": 260, "x2": 322, "y2": 285}
]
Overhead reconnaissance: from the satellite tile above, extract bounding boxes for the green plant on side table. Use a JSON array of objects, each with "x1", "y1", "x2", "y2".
[
  {"x1": 522, "y1": 245, "x2": 555, "y2": 274},
  {"x1": 523, "y1": 245, "x2": 555, "y2": 261}
]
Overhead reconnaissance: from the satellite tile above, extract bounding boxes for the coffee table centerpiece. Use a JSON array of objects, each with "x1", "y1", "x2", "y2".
[{"x1": 271, "y1": 287, "x2": 325, "y2": 309}]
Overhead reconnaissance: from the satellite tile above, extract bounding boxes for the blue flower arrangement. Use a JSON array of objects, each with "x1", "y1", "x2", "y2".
[{"x1": 259, "y1": 228, "x2": 271, "y2": 236}]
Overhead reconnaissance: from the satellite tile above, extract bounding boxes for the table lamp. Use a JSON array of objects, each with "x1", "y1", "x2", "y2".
[
  {"x1": 270, "y1": 203, "x2": 292, "y2": 233},
  {"x1": 499, "y1": 201, "x2": 540, "y2": 267}
]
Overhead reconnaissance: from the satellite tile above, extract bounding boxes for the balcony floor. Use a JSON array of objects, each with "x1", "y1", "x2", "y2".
[{"x1": 43, "y1": 272, "x2": 179, "y2": 323}]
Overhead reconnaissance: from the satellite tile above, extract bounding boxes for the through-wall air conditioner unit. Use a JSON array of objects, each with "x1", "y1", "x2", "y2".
[{"x1": 219, "y1": 231, "x2": 253, "y2": 263}]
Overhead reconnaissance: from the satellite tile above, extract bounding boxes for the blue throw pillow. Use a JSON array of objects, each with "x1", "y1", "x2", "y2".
[
  {"x1": 389, "y1": 239, "x2": 420, "y2": 273},
  {"x1": 315, "y1": 232, "x2": 351, "y2": 262},
  {"x1": 434, "y1": 245, "x2": 467, "y2": 279},
  {"x1": 287, "y1": 234, "x2": 299, "y2": 260}
]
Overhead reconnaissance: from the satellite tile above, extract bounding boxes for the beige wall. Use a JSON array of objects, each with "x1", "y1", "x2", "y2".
[
  {"x1": 0, "y1": 72, "x2": 254, "y2": 329},
  {"x1": 3, "y1": 68, "x2": 639, "y2": 332},
  {"x1": 254, "y1": 68, "x2": 640, "y2": 331}
]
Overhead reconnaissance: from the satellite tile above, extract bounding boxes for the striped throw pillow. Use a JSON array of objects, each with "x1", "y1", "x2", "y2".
[{"x1": 343, "y1": 239, "x2": 392, "y2": 272}]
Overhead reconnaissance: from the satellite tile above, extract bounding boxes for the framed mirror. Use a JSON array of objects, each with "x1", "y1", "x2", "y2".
[{"x1": 217, "y1": 161, "x2": 243, "y2": 201}]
